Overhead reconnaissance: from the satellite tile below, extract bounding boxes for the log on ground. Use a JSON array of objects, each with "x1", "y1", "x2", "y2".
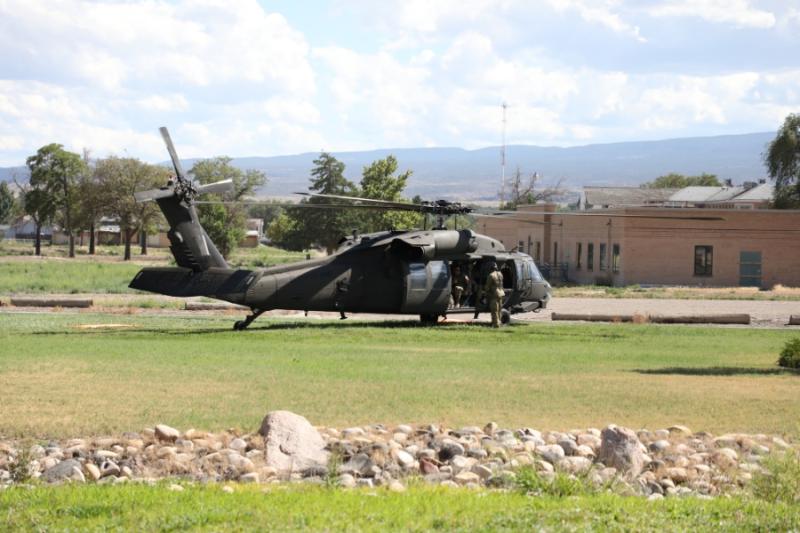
[{"x1": 10, "y1": 298, "x2": 93, "y2": 308}]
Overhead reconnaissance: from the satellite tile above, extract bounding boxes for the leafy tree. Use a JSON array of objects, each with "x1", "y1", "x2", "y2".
[
  {"x1": 95, "y1": 157, "x2": 167, "y2": 261},
  {"x1": 75, "y1": 149, "x2": 108, "y2": 255},
  {"x1": 26, "y1": 144, "x2": 86, "y2": 257},
  {"x1": 765, "y1": 113, "x2": 800, "y2": 208},
  {"x1": 266, "y1": 212, "x2": 306, "y2": 250},
  {"x1": 190, "y1": 157, "x2": 267, "y2": 258},
  {"x1": 642, "y1": 172, "x2": 721, "y2": 189},
  {"x1": 501, "y1": 168, "x2": 565, "y2": 210},
  {"x1": 17, "y1": 181, "x2": 56, "y2": 256},
  {"x1": 0, "y1": 181, "x2": 15, "y2": 224},
  {"x1": 357, "y1": 156, "x2": 421, "y2": 232},
  {"x1": 290, "y1": 152, "x2": 359, "y2": 254}
]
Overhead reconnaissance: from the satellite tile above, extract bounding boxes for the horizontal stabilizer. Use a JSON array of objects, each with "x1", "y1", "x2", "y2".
[{"x1": 133, "y1": 187, "x2": 175, "y2": 203}]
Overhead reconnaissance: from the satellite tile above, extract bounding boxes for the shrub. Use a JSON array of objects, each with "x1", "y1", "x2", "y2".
[
  {"x1": 778, "y1": 338, "x2": 800, "y2": 369},
  {"x1": 751, "y1": 450, "x2": 800, "y2": 503},
  {"x1": 515, "y1": 466, "x2": 607, "y2": 497}
]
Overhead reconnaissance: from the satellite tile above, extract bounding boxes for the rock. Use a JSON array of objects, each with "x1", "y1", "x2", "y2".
[
  {"x1": 597, "y1": 425, "x2": 649, "y2": 478},
  {"x1": 42, "y1": 459, "x2": 82, "y2": 483},
  {"x1": 419, "y1": 458, "x2": 439, "y2": 475},
  {"x1": 712, "y1": 448, "x2": 738, "y2": 469},
  {"x1": 471, "y1": 464, "x2": 492, "y2": 479},
  {"x1": 100, "y1": 460, "x2": 121, "y2": 478},
  {"x1": 388, "y1": 480, "x2": 406, "y2": 492},
  {"x1": 394, "y1": 424, "x2": 413, "y2": 434},
  {"x1": 649, "y1": 440, "x2": 670, "y2": 453},
  {"x1": 356, "y1": 478, "x2": 374, "y2": 488},
  {"x1": 70, "y1": 466, "x2": 86, "y2": 483},
  {"x1": 484, "y1": 422, "x2": 498, "y2": 435},
  {"x1": 558, "y1": 439, "x2": 580, "y2": 456},
  {"x1": 338, "y1": 474, "x2": 356, "y2": 488},
  {"x1": 258, "y1": 411, "x2": 329, "y2": 474},
  {"x1": 536, "y1": 444, "x2": 565, "y2": 464},
  {"x1": 342, "y1": 427, "x2": 366, "y2": 439},
  {"x1": 454, "y1": 471, "x2": 480, "y2": 485},
  {"x1": 451, "y1": 455, "x2": 471, "y2": 472},
  {"x1": 240, "y1": 472, "x2": 259, "y2": 483},
  {"x1": 438, "y1": 441, "x2": 465, "y2": 462},
  {"x1": 95, "y1": 450, "x2": 119, "y2": 460},
  {"x1": 341, "y1": 453, "x2": 374, "y2": 476},
  {"x1": 772, "y1": 437, "x2": 790, "y2": 450},
  {"x1": 229, "y1": 438, "x2": 247, "y2": 452},
  {"x1": 647, "y1": 493, "x2": 664, "y2": 501},
  {"x1": 154, "y1": 424, "x2": 181, "y2": 443},
  {"x1": 668, "y1": 425, "x2": 692, "y2": 437},
  {"x1": 168, "y1": 483, "x2": 184, "y2": 492},
  {"x1": 222, "y1": 485, "x2": 234, "y2": 494},
  {"x1": 558, "y1": 456, "x2": 593, "y2": 474},
  {"x1": 394, "y1": 450, "x2": 415, "y2": 469},
  {"x1": 666, "y1": 467, "x2": 689, "y2": 483}
]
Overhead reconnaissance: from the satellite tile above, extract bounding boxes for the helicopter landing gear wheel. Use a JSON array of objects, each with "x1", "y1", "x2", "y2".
[
  {"x1": 419, "y1": 313, "x2": 439, "y2": 326},
  {"x1": 500, "y1": 309, "x2": 511, "y2": 325},
  {"x1": 233, "y1": 308, "x2": 265, "y2": 331}
]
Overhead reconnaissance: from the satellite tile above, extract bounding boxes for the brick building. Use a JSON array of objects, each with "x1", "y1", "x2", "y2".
[{"x1": 479, "y1": 204, "x2": 800, "y2": 288}]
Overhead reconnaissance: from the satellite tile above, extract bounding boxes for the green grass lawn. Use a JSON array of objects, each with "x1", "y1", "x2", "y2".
[
  {"x1": 0, "y1": 312, "x2": 797, "y2": 438},
  {"x1": 1, "y1": 484, "x2": 798, "y2": 532}
]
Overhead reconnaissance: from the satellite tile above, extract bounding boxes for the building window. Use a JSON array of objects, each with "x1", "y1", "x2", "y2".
[
  {"x1": 599, "y1": 243, "x2": 607, "y2": 271},
  {"x1": 535, "y1": 242, "x2": 541, "y2": 262},
  {"x1": 518, "y1": 240, "x2": 524, "y2": 252},
  {"x1": 694, "y1": 245, "x2": 713, "y2": 276},
  {"x1": 527, "y1": 236, "x2": 532, "y2": 255},
  {"x1": 612, "y1": 244, "x2": 620, "y2": 273},
  {"x1": 576, "y1": 243, "x2": 582, "y2": 269},
  {"x1": 587, "y1": 243, "x2": 594, "y2": 271}
]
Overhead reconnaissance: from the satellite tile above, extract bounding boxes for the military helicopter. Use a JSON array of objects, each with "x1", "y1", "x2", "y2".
[{"x1": 131, "y1": 127, "x2": 721, "y2": 330}]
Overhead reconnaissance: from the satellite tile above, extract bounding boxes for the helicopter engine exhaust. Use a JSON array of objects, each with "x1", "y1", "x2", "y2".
[{"x1": 390, "y1": 229, "x2": 478, "y2": 261}]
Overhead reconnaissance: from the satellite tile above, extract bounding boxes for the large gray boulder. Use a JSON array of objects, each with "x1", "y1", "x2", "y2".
[
  {"x1": 258, "y1": 411, "x2": 329, "y2": 474},
  {"x1": 597, "y1": 425, "x2": 650, "y2": 478}
]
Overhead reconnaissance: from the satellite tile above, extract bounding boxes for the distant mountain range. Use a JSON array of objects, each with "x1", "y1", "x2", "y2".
[{"x1": 1, "y1": 131, "x2": 773, "y2": 200}]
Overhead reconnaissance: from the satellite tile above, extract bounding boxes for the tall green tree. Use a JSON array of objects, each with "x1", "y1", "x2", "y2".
[
  {"x1": 18, "y1": 182, "x2": 56, "y2": 256},
  {"x1": 190, "y1": 157, "x2": 267, "y2": 258},
  {"x1": 26, "y1": 144, "x2": 86, "y2": 257},
  {"x1": 0, "y1": 182, "x2": 15, "y2": 224},
  {"x1": 642, "y1": 172, "x2": 721, "y2": 188},
  {"x1": 291, "y1": 152, "x2": 358, "y2": 253},
  {"x1": 95, "y1": 157, "x2": 167, "y2": 261},
  {"x1": 765, "y1": 113, "x2": 800, "y2": 208},
  {"x1": 358, "y1": 155, "x2": 421, "y2": 232},
  {"x1": 75, "y1": 149, "x2": 108, "y2": 255}
]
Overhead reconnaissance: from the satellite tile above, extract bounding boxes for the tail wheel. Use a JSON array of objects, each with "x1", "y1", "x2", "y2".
[
  {"x1": 500, "y1": 309, "x2": 511, "y2": 325},
  {"x1": 420, "y1": 313, "x2": 439, "y2": 326}
]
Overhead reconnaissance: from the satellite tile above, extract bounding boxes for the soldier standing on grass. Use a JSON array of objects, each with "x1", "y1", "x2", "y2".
[{"x1": 484, "y1": 261, "x2": 505, "y2": 327}]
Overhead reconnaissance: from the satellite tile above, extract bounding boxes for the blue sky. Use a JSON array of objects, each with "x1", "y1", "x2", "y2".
[{"x1": 0, "y1": 0, "x2": 798, "y2": 165}]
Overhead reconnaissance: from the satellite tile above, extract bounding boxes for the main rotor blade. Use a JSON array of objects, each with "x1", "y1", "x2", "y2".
[
  {"x1": 159, "y1": 126, "x2": 188, "y2": 182},
  {"x1": 134, "y1": 187, "x2": 175, "y2": 203},
  {"x1": 193, "y1": 200, "x2": 400, "y2": 210},
  {"x1": 294, "y1": 192, "x2": 424, "y2": 211},
  {"x1": 196, "y1": 179, "x2": 234, "y2": 196},
  {"x1": 477, "y1": 209, "x2": 725, "y2": 221}
]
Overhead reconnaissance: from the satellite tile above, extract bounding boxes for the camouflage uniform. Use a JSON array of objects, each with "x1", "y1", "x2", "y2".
[{"x1": 484, "y1": 266, "x2": 505, "y2": 327}]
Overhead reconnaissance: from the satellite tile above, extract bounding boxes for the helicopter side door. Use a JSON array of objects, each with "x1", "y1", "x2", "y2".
[{"x1": 399, "y1": 260, "x2": 451, "y2": 314}]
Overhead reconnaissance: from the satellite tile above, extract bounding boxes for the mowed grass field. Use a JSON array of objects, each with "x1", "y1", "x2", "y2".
[
  {"x1": 0, "y1": 312, "x2": 798, "y2": 438},
  {"x1": 2, "y1": 484, "x2": 799, "y2": 532}
]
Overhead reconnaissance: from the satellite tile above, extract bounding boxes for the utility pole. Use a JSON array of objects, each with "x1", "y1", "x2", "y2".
[{"x1": 500, "y1": 101, "x2": 507, "y2": 209}]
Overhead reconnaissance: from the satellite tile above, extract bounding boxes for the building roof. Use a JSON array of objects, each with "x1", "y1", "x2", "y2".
[
  {"x1": 667, "y1": 186, "x2": 744, "y2": 203},
  {"x1": 730, "y1": 182, "x2": 773, "y2": 202},
  {"x1": 582, "y1": 187, "x2": 678, "y2": 208}
]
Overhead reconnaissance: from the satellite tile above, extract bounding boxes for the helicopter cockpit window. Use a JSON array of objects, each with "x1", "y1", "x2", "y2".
[
  {"x1": 408, "y1": 262, "x2": 427, "y2": 290},
  {"x1": 528, "y1": 261, "x2": 544, "y2": 282}
]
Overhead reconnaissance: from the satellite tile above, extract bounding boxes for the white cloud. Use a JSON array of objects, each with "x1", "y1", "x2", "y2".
[
  {"x1": 647, "y1": 0, "x2": 776, "y2": 29},
  {"x1": 546, "y1": 0, "x2": 646, "y2": 42}
]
